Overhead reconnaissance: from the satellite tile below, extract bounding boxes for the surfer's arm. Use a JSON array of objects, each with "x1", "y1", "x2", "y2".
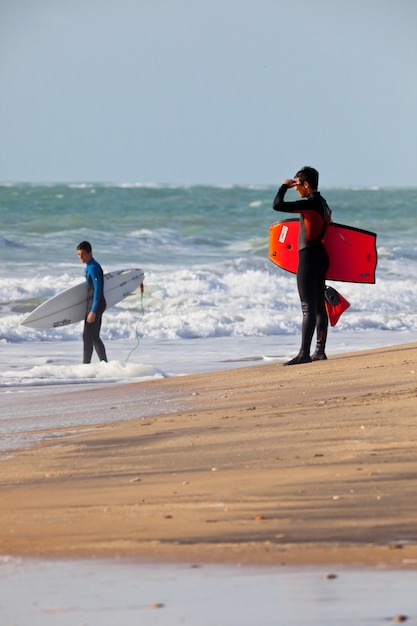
[
  {"x1": 272, "y1": 184, "x2": 305, "y2": 213},
  {"x1": 88, "y1": 264, "x2": 104, "y2": 313}
]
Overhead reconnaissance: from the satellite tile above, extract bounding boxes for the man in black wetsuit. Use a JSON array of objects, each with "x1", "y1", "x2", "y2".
[
  {"x1": 272, "y1": 166, "x2": 331, "y2": 366},
  {"x1": 76, "y1": 241, "x2": 108, "y2": 364}
]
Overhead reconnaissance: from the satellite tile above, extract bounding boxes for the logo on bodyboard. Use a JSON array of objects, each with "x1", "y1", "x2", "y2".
[{"x1": 279, "y1": 225, "x2": 288, "y2": 244}]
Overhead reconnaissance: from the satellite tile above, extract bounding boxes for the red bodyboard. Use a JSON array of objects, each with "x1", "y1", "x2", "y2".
[{"x1": 269, "y1": 219, "x2": 377, "y2": 283}]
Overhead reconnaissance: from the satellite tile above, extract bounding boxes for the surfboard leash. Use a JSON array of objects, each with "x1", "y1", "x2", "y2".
[{"x1": 125, "y1": 283, "x2": 145, "y2": 362}]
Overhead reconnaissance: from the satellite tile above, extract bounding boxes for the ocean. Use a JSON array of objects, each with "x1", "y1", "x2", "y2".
[
  {"x1": 1, "y1": 183, "x2": 417, "y2": 452},
  {"x1": 1, "y1": 183, "x2": 416, "y2": 389}
]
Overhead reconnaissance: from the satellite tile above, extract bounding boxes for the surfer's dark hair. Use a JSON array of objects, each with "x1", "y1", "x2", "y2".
[
  {"x1": 77, "y1": 241, "x2": 92, "y2": 253},
  {"x1": 295, "y1": 166, "x2": 319, "y2": 190}
]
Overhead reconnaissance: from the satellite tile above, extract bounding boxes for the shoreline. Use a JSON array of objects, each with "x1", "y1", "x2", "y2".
[{"x1": 1, "y1": 343, "x2": 417, "y2": 567}]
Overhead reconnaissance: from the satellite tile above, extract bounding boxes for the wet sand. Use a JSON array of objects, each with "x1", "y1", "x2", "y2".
[{"x1": 1, "y1": 343, "x2": 417, "y2": 567}]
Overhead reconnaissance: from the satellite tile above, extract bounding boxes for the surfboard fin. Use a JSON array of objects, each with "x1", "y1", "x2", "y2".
[{"x1": 325, "y1": 286, "x2": 350, "y2": 327}]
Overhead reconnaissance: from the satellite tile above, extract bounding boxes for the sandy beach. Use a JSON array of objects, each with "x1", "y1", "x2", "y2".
[{"x1": 1, "y1": 343, "x2": 417, "y2": 567}]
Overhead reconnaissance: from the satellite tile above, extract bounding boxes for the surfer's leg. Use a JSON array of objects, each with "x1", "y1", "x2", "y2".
[
  {"x1": 94, "y1": 337, "x2": 107, "y2": 362},
  {"x1": 83, "y1": 313, "x2": 107, "y2": 363},
  {"x1": 299, "y1": 251, "x2": 318, "y2": 355},
  {"x1": 299, "y1": 299, "x2": 316, "y2": 355},
  {"x1": 312, "y1": 287, "x2": 328, "y2": 360},
  {"x1": 312, "y1": 304, "x2": 328, "y2": 360},
  {"x1": 312, "y1": 329, "x2": 327, "y2": 361},
  {"x1": 92, "y1": 313, "x2": 108, "y2": 362},
  {"x1": 312, "y1": 250, "x2": 329, "y2": 361},
  {"x1": 284, "y1": 302, "x2": 314, "y2": 365},
  {"x1": 83, "y1": 321, "x2": 94, "y2": 364},
  {"x1": 284, "y1": 250, "x2": 315, "y2": 365}
]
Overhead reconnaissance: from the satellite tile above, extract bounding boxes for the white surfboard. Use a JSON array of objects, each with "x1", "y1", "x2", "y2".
[{"x1": 20, "y1": 268, "x2": 145, "y2": 329}]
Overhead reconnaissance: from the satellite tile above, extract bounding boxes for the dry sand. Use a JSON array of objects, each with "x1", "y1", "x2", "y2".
[{"x1": 1, "y1": 343, "x2": 417, "y2": 567}]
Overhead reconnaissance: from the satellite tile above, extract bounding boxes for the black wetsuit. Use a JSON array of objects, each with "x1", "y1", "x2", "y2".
[
  {"x1": 272, "y1": 184, "x2": 331, "y2": 360},
  {"x1": 83, "y1": 258, "x2": 107, "y2": 364}
]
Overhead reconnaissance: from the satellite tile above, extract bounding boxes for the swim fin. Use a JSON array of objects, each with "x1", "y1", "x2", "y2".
[{"x1": 325, "y1": 286, "x2": 350, "y2": 327}]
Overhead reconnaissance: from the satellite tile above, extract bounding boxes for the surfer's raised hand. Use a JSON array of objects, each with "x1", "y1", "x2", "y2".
[{"x1": 283, "y1": 178, "x2": 296, "y2": 188}]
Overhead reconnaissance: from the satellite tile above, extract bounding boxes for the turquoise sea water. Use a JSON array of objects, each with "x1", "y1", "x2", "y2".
[{"x1": 0, "y1": 183, "x2": 416, "y2": 389}]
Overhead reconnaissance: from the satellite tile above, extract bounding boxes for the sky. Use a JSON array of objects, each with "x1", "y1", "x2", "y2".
[{"x1": 1, "y1": 0, "x2": 416, "y2": 187}]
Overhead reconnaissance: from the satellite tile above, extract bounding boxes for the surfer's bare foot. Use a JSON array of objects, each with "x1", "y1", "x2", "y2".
[
  {"x1": 312, "y1": 351, "x2": 327, "y2": 361},
  {"x1": 284, "y1": 353, "x2": 312, "y2": 366}
]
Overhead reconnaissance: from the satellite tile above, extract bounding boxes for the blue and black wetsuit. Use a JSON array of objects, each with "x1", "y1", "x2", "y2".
[
  {"x1": 273, "y1": 184, "x2": 331, "y2": 362},
  {"x1": 83, "y1": 258, "x2": 107, "y2": 364}
]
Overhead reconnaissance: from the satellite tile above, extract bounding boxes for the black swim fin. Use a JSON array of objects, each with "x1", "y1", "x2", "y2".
[{"x1": 325, "y1": 286, "x2": 350, "y2": 327}]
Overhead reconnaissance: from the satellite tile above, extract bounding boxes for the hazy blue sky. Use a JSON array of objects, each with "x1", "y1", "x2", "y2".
[{"x1": 1, "y1": 0, "x2": 416, "y2": 187}]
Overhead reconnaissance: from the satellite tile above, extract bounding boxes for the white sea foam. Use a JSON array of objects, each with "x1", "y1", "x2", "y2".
[{"x1": 2, "y1": 360, "x2": 165, "y2": 387}]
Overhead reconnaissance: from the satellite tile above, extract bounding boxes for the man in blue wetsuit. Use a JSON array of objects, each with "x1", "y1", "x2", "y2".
[
  {"x1": 76, "y1": 241, "x2": 108, "y2": 364},
  {"x1": 272, "y1": 166, "x2": 331, "y2": 366}
]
